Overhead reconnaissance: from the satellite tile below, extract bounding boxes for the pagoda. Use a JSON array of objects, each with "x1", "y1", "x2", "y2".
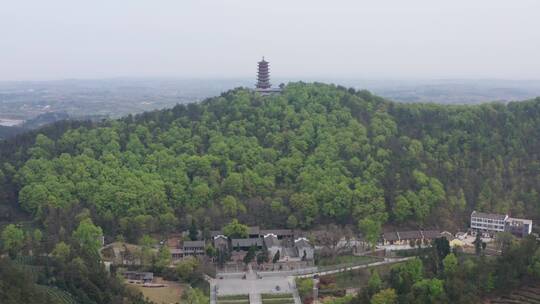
[
  {"x1": 256, "y1": 57, "x2": 271, "y2": 89},
  {"x1": 255, "y1": 57, "x2": 281, "y2": 95}
]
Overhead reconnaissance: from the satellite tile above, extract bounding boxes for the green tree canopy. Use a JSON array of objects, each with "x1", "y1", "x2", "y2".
[
  {"x1": 72, "y1": 218, "x2": 103, "y2": 256},
  {"x1": 1, "y1": 224, "x2": 24, "y2": 257},
  {"x1": 223, "y1": 219, "x2": 248, "y2": 238},
  {"x1": 370, "y1": 288, "x2": 397, "y2": 304}
]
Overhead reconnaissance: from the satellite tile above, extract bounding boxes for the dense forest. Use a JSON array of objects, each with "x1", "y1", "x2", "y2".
[{"x1": 1, "y1": 82, "x2": 540, "y2": 243}]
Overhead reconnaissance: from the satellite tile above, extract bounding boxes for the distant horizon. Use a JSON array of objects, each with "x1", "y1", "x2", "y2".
[
  {"x1": 1, "y1": 1, "x2": 539, "y2": 81},
  {"x1": 2, "y1": 76, "x2": 540, "y2": 84}
]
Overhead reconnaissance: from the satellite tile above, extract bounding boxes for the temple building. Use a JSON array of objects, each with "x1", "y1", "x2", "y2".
[{"x1": 255, "y1": 57, "x2": 282, "y2": 95}]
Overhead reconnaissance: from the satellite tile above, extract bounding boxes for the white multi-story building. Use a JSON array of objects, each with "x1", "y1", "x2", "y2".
[
  {"x1": 506, "y1": 217, "x2": 533, "y2": 237},
  {"x1": 470, "y1": 211, "x2": 508, "y2": 233},
  {"x1": 471, "y1": 210, "x2": 533, "y2": 237}
]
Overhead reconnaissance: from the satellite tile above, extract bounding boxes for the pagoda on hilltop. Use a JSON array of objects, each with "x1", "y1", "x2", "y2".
[
  {"x1": 255, "y1": 57, "x2": 281, "y2": 94},
  {"x1": 256, "y1": 57, "x2": 271, "y2": 89}
]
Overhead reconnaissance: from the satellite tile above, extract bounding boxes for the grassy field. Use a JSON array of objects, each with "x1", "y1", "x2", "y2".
[
  {"x1": 316, "y1": 255, "x2": 381, "y2": 272},
  {"x1": 261, "y1": 293, "x2": 295, "y2": 304},
  {"x1": 324, "y1": 262, "x2": 400, "y2": 289},
  {"x1": 218, "y1": 300, "x2": 250, "y2": 304},
  {"x1": 130, "y1": 278, "x2": 185, "y2": 304},
  {"x1": 262, "y1": 299, "x2": 295, "y2": 304},
  {"x1": 217, "y1": 294, "x2": 249, "y2": 304},
  {"x1": 261, "y1": 293, "x2": 294, "y2": 299},
  {"x1": 218, "y1": 294, "x2": 249, "y2": 300}
]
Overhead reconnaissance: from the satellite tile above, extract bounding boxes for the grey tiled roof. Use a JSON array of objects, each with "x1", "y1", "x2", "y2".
[
  {"x1": 471, "y1": 211, "x2": 507, "y2": 220},
  {"x1": 264, "y1": 235, "x2": 281, "y2": 247},
  {"x1": 183, "y1": 240, "x2": 205, "y2": 248},
  {"x1": 383, "y1": 232, "x2": 400, "y2": 241},
  {"x1": 260, "y1": 229, "x2": 293, "y2": 236},
  {"x1": 398, "y1": 231, "x2": 422, "y2": 240},
  {"x1": 231, "y1": 238, "x2": 262, "y2": 247},
  {"x1": 422, "y1": 230, "x2": 441, "y2": 239},
  {"x1": 294, "y1": 238, "x2": 311, "y2": 248}
]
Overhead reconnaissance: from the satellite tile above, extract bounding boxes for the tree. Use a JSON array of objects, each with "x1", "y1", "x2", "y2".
[
  {"x1": 52, "y1": 241, "x2": 71, "y2": 262},
  {"x1": 181, "y1": 287, "x2": 209, "y2": 304},
  {"x1": 359, "y1": 218, "x2": 381, "y2": 249},
  {"x1": 316, "y1": 224, "x2": 352, "y2": 258},
  {"x1": 289, "y1": 193, "x2": 318, "y2": 227},
  {"x1": 474, "y1": 233, "x2": 482, "y2": 255},
  {"x1": 222, "y1": 172, "x2": 243, "y2": 196},
  {"x1": 221, "y1": 195, "x2": 245, "y2": 216},
  {"x1": 29, "y1": 134, "x2": 54, "y2": 159},
  {"x1": 156, "y1": 245, "x2": 172, "y2": 269},
  {"x1": 257, "y1": 250, "x2": 269, "y2": 265},
  {"x1": 72, "y1": 218, "x2": 103, "y2": 257},
  {"x1": 393, "y1": 195, "x2": 412, "y2": 222},
  {"x1": 529, "y1": 248, "x2": 540, "y2": 279},
  {"x1": 139, "y1": 234, "x2": 156, "y2": 265},
  {"x1": 159, "y1": 212, "x2": 178, "y2": 235},
  {"x1": 223, "y1": 219, "x2": 248, "y2": 238},
  {"x1": 496, "y1": 232, "x2": 514, "y2": 254},
  {"x1": 1, "y1": 224, "x2": 24, "y2": 257},
  {"x1": 176, "y1": 257, "x2": 200, "y2": 282},
  {"x1": 286, "y1": 215, "x2": 298, "y2": 229},
  {"x1": 18, "y1": 184, "x2": 50, "y2": 215},
  {"x1": 411, "y1": 279, "x2": 445, "y2": 303},
  {"x1": 31, "y1": 229, "x2": 43, "y2": 254},
  {"x1": 367, "y1": 270, "x2": 382, "y2": 296},
  {"x1": 244, "y1": 246, "x2": 257, "y2": 264},
  {"x1": 442, "y1": 253, "x2": 458, "y2": 276},
  {"x1": 390, "y1": 258, "x2": 423, "y2": 295},
  {"x1": 273, "y1": 250, "x2": 280, "y2": 263},
  {"x1": 430, "y1": 237, "x2": 450, "y2": 273},
  {"x1": 370, "y1": 288, "x2": 397, "y2": 304},
  {"x1": 296, "y1": 278, "x2": 313, "y2": 299},
  {"x1": 434, "y1": 237, "x2": 450, "y2": 261},
  {"x1": 189, "y1": 219, "x2": 198, "y2": 241},
  {"x1": 206, "y1": 244, "x2": 217, "y2": 258}
]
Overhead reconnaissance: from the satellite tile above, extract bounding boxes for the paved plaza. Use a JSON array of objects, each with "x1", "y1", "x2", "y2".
[
  {"x1": 215, "y1": 275, "x2": 294, "y2": 295},
  {"x1": 211, "y1": 265, "x2": 301, "y2": 304}
]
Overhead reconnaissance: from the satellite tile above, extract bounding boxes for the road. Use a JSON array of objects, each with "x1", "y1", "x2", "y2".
[{"x1": 295, "y1": 257, "x2": 413, "y2": 278}]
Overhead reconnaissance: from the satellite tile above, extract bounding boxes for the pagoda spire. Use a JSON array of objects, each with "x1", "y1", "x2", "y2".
[{"x1": 256, "y1": 57, "x2": 271, "y2": 89}]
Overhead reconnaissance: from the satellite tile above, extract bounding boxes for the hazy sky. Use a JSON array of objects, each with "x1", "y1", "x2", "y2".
[{"x1": 1, "y1": 0, "x2": 539, "y2": 81}]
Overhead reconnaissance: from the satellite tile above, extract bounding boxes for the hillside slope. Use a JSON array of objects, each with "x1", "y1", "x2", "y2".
[{"x1": 1, "y1": 82, "x2": 539, "y2": 239}]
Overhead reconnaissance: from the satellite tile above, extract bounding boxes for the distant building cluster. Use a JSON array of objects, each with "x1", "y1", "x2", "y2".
[
  {"x1": 470, "y1": 210, "x2": 532, "y2": 237},
  {"x1": 210, "y1": 227, "x2": 314, "y2": 262},
  {"x1": 163, "y1": 226, "x2": 315, "y2": 264}
]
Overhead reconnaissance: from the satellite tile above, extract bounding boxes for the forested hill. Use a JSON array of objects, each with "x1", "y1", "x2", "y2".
[{"x1": 1, "y1": 82, "x2": 539, "y2": 240}]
